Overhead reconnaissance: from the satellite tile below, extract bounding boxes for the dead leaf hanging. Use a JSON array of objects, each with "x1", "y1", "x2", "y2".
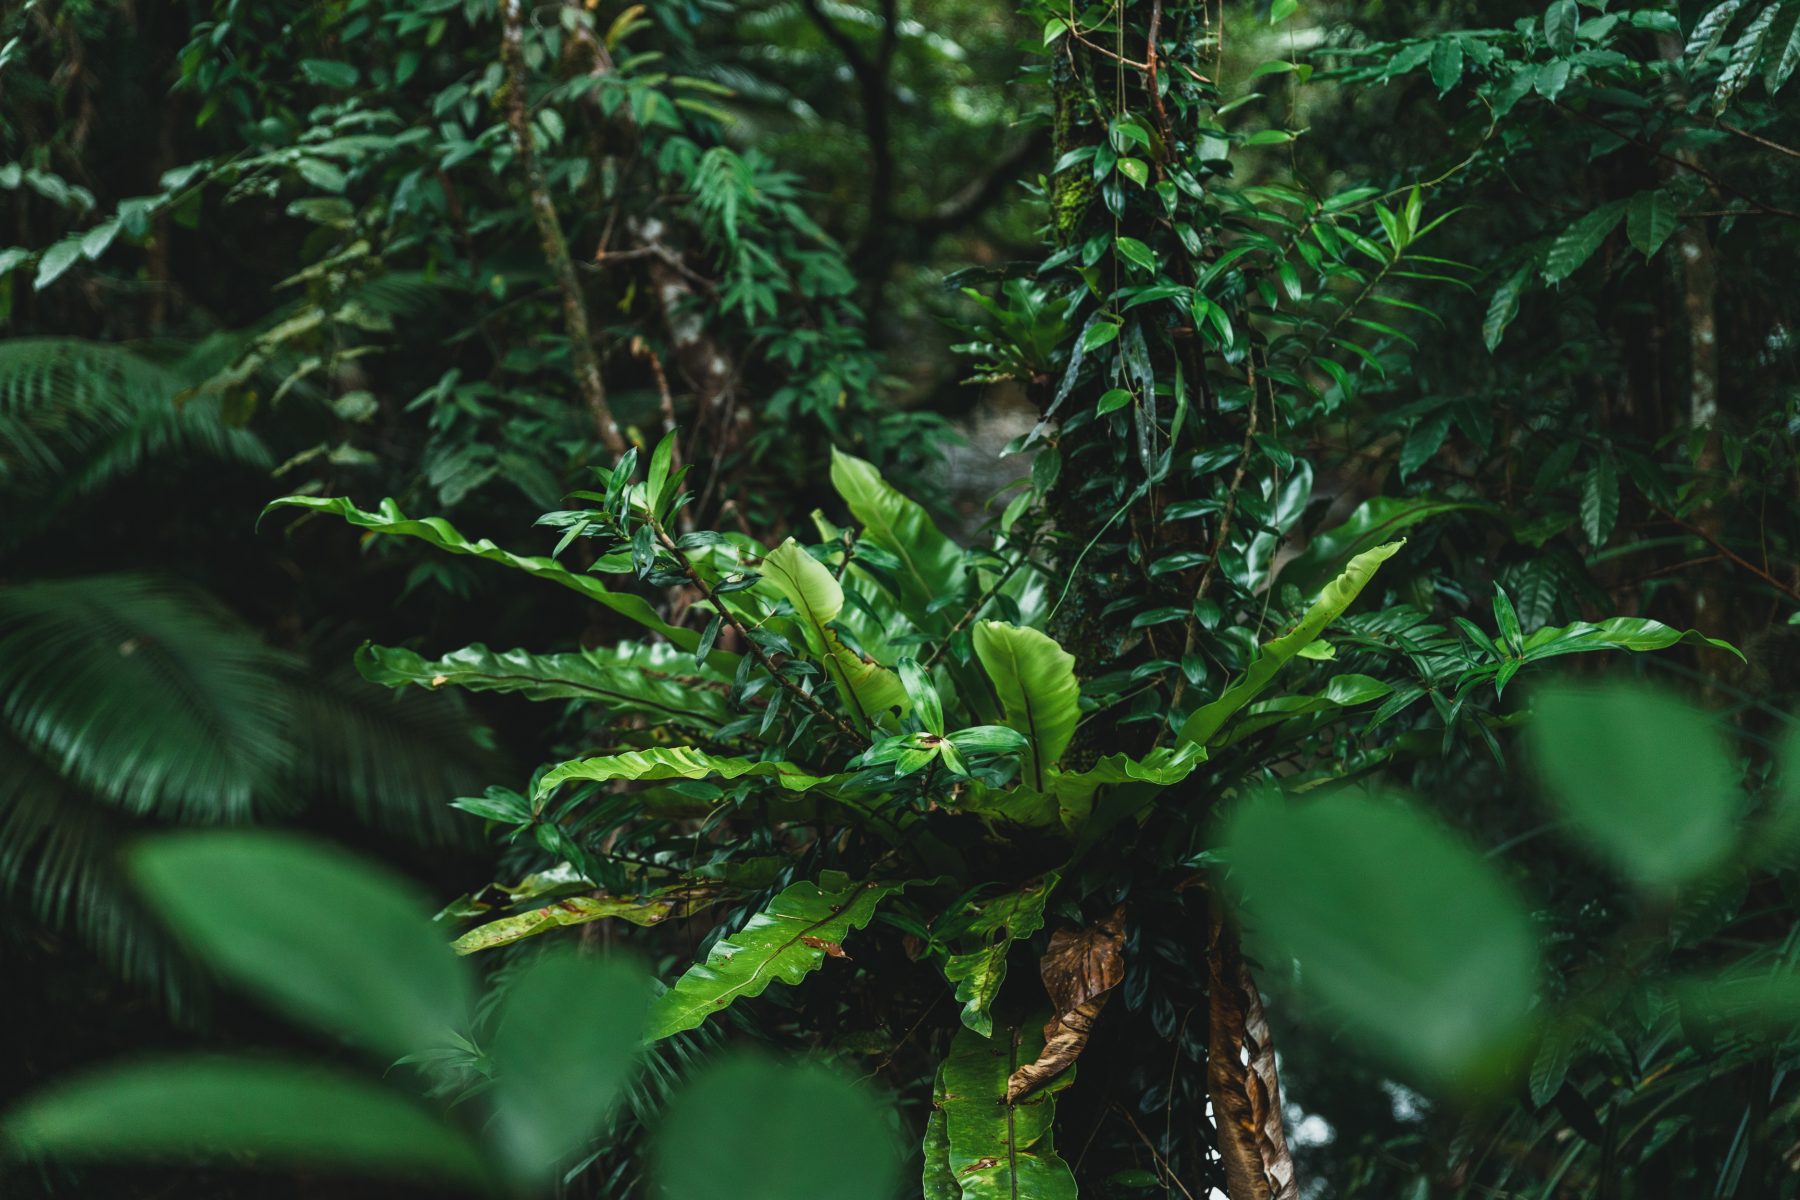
[{"x1": 1005, "y1": 906, "x2": 1126, "y2": 1101}]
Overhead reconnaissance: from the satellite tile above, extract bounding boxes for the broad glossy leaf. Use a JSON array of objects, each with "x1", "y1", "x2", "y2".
[
  {"x1": 829, "y1": 448, "x2": 967, "y2": 630},
  {"x1": 1, "y1": 1058, "x2": 487, "y2": 1184},
  {"x1": 647, "y1": 874, "x2": 907, "y2": 1040},
  {"x1": 491, "y1": 951, "x2": 647, "y2": 1181},
  {"x1": 1528, "y1": 684, "x2": 1739, "y2": 887},
  {"x1": 129, "y1": 833, "x2": 470, "y2": 1060},
  {"x1": 537, "y1": 746, "x2": 849, "y2": 801},
  {"x1": 1519, "y1": 615, "x2": 1742, "y2": 662},
  {"x1": 937, "y1": 1023, "x2": 1078, "y2": 1200},
  {"x1": 262, "y1": 496, "x2": 707, "y2": 652},
  {"x1": 1626, "y1": 188, "x2": 1678, "y2": 257},
  {"x1": 654, "y1": 1056, "x2": 902, "y2": 1200},
  {"x1": 451, "y1": 883, "x2": 729, "y2": 955},
  {"x1": 1222, "y1": 790, "x2": 1539, "y2": 1091},
  {"x1": 972, "y1": 621, "x2": 1080, "y2": 788},
  {"x1": 1181, "y1": 541, "x2": 1403, "y2": 747},
  {"x1": 760, "y1": 539, "x2": 908, "y2": 730},
  {"x1": 1542, "y1": 201, "x2": 1627, "y2": 283},
  {"x1": 943, "y1": 874, "x2": 1060, "y2": 1036},
  {"x1": 356, "y1": 641, "x2": 730, "y2": 728},
  {"x1": 1283, "y1": 499, "x2": 1488, "y2": 593},
  {"x1": 1047, "y1": 743, "x2": 1207, "y2": 830}
]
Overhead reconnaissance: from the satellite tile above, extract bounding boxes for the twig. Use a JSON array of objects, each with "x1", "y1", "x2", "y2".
[
  {"x1": 497, "y1": 0, "x2": 626, "y2": 454},
  {"x1": 1716, "y1": 119, "x2": 1800, "y2": 162},
  {"x1": 1654, "y1": 507, "x2": 1800, "y2": 604}
]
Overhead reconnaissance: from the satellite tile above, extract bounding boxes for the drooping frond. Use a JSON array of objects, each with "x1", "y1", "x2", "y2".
[{"x1": 0, "y1": 575, "x2": 296, "y2": 823}]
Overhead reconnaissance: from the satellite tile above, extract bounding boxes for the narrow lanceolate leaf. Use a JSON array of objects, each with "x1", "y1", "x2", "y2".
[
  {"x1": 646, "y1": 874, "x2": 907, "y2": 1040},
  {"x1": 356, "y1": 641, "x2": 731, "y2": 729},
  {"x1": 1180, "y1": 541, "x2": 1404, "y2": 747},
  {"x1": 450, "y1": 883, "x2": 729, "y2": 955},
  {"x1": 1, "y1": 1058, "x2": 488, "y2": 1185},
  {"x1": 972, "y1": 621, "x2": 1080, "y2": 789},
  {"x1": 261, "y1": 496, "x2": 707, "y2": 652},
  {"x1": 943, "y1": 874, "x2": 1061, "y2": 1036},
  {"x1": 829, "y1": 448, "x2": 967, "y2": 630},
  {"x1": 1207, "y1": 909, "x2": 1299, "y2": 1200},
  {"x1": 1579, "y1": 457, "x2": 1619, "y2": 547},
  {"x1": 937, "y1": 1023, "x2": 1078, "y2": 1200},
  {"x1": 536, "y1": 747, "x2": 849, "y2": 802},
  {"x1": 1625, "y1": 189, "x2": 1678, "y2": 258},
  {"x1": 1482, "y1": 264, "x2": 1530, "y2": 352},
  {"x1": 1007, "y1": 908, "x2": 1125, "y2": 1102},
  {"x1": 760, "y1": 539, "x2": 908, "y2": 730}
]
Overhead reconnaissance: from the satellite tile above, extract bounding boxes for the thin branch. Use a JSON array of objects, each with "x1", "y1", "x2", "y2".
[
  {"x1": 1715, "y1": 118, "x2": 1800, "y2": 162},
  {"x1": 1654, "y1": 507, "x2": 1800, "y2": 604},
  {"x1": 498, "y1": 0, "x2": 626, "y2": 454}
]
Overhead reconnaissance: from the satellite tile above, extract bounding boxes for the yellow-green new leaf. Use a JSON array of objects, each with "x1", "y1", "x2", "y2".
[
  {"x1": 536, "y1": 747, "x2": 849, "y2": 802},
  {"x1": 1180, "y1": 541, "x2": 1404, "y2": 747},
  {"x1": 972, "y1": 622, "x2": 1080, "y2": 789},
  {"x1": 759, "y1": 539, "x2": 907, "y2": 730},
  {"x1": 937, "y1": 1023, "x2": 1078, "y2": 1200},
  {"x1": 829, "y1": 448, "x2": 967, "y2": 630},
  {"x1": 943, "y1": 874, "x2": 1060, "y2": 1036},
  {"x1": 451, "y1": 884, "x2": 729, "y2": 955},
  {"x1": 647, "y1": 874, "x2": 907, "y2": 1040},
  {"x1": 262, "y1": 496, "x2": 709, "y2": 653}
]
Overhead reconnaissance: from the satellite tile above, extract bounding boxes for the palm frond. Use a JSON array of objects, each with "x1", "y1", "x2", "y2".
[{"x1": 0, "y1": 574, "x2": 297, "y2": 823}]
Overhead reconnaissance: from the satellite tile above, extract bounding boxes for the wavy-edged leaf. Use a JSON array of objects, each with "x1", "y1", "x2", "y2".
[
  {"x1": 537, "y1": 746, "x2": 849, "y2": 803},
  {"x1": 972, "y1": 621, "x2": 1080, "y2": 788},
  {"x1": 646, "y1": 873, "x2": 908, "y2": 1040},
  {"x1": 262, "y1": 495, "x2": 704, "y2": 651},
  {"x1": 829, "y1": 448, "x2": 967, "y2": 630},
  {"x1": 943, "y1": 873, "x2": 1060, "y2": 1036},
  {"x1": 922, "y1": 1102, "x2": 956, "y2": 1200},
  {"x1": 1284, "y1": 499, "x2": 1489, "y2": 593},
  {"x1": 451, "y1": 883, "x2": 730, "y2": 955},
  {"x1": 1006, "y1": 908, "x2": 1125, "y2": 1101},
  {"x1": 356, "y1": 640, "x2": 730, "y2": 729},
  {"x1": 0, "y1": 1058, "x2": 488, "y2": 1184},
  {"x1": 129, "y1": 832, "x2": 470, "y2": 1060},
  {"x1": 760, "y1": 539, "x2": 907, "y2": 730},
  {"x1": 1519, "y1": 615, "x2": 1742, "y2": 662},
  {"x1": 1180, "y1": 542, "x2": 1404, "y2": 746},
  {"x1": 1047, "y1": 743, "x2": 1207, "y2": 830},
  {"x1": 937, "y1": 1022, "x2": 1078, "y2": 1200}
]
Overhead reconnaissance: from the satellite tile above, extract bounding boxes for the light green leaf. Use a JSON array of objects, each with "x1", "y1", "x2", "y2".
[
  {"x1": 829, "y1": 448, "x2": 967, "y2": 631},
  {"x1": 1, "y1": 1058, "x2": 487, "y2": 1184},
  {"x1": 1544, "y1": 0, "x2": 1578, "y2": 53},
  {"x1": 1047, "y1": 743, "x2": 1207, "y2": 830},
  {"x1": 1528, "y1": 684, "x2": 1740, "y2": 887},
  {"x1": 1222, "y1": 791, "x2": 1539, "y2": 1091},
  {"x1": 129, "y1": 833, "x2": 470, "y2": 1060},
  {"x1": 760, "y1": 538, "x2": 908, "y2": 730},
  {"x1": 1180, "y1": 541, "x2": 1404, "y2": 746},
  {"x1": 492, "y1": 951, "x2": 647, "y2": 1182},
  {"x1": 1482, "y1": 265, "x2": 1531, "y2": 352},
  {"x1": 1114, "y1": 235, "x2": 1157, "y2": 272},
  {"x1": 1284, "y1": 498, "x2": 1490, "y2": 593},
  {"x1": 943, "y1": 874, "x2": 1060, "y2": 1035},
  {"x1": 653, "y1": 1057, "x2": 902, "y2": 1200},
  {"x1": 355, "y1": 641, "x2": 731, "y2": 729},
  {"x1": 938, "y1": 1023, "x2": 1078, "y2": 1200},
  {"x1": 972, "y1": 621, "x2": 1080, "y2": 788},
  {"x1": 1518, "y1": 615, "x2": 1742, "y2": 662},
  {"x1": 537, "y1": 746, "x2": 849, "y2": 802},
  {"x1": 451, "y1": 884, "x2": 730, "y2": 955},
  {"x1": 647, "y1": 875, "x2": 907, "y2": 1040},
  {"x1": 33, "y1": 237, "x2": 83, "y2": 291},
  {"x1": 262, "y1": 496, "x2": 708, "y2": 653}
]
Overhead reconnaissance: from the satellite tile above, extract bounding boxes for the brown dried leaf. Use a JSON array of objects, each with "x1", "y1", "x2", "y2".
[
  {"x1": 800, "y1": 935, "x2": 850, "y2": 958},
  {"x1": 1207, "y1": 900, "x2": 1298, "y2": 1200},
  {"x1": 1005, "y1": 906, "x2": 1125, "y2": 1101}
]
